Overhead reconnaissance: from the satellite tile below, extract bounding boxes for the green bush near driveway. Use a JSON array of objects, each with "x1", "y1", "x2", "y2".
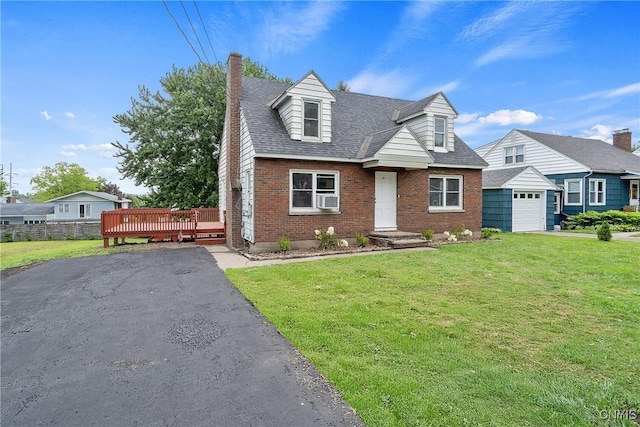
[{"x1": 227, "y1": 234, "x2": 640, "y2": 426}]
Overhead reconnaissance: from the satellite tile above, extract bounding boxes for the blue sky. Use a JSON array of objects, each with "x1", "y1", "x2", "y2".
[{"x1": 2, "y1": 1, "x2": 639, "y2": 196}]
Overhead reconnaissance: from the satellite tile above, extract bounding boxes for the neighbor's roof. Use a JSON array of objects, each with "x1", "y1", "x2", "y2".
[
  {"x1": 517, "y1": 129, "x2": 640, "y2": 174},
  {"x1": 0, "y1": 203, "x2": 54, "y2": 216},
  {"x1": 45, "y1": 191, "x2": 132, "y2": 203},
  {"x1": 240, "y1": 76, "x2": 487, "y2": 168},
  {"x1": 482, "y1": 166, "x2": 531, "y2": 188}
]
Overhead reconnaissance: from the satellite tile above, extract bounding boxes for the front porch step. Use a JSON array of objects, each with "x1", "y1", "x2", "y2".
[{"x1": 368, "y1": 231, "x2": 429, "y2": 249}]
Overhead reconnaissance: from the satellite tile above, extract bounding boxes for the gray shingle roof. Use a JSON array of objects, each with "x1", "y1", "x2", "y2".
[
  {"x1": 45, "y1": 191, "x2": 131, "y2": 203},
  {"x1": 518, "y1": 129, "x2": 640, "y2": 174},
  {"x1": 0, "y1": 203, "x2": 54, "y2": 216},
  {"x1": 482, "y1": 166, "x2": 530, "y2": 188},
  {"x1": 241, "y1": 76, "x2": 487, "y2": 167}
]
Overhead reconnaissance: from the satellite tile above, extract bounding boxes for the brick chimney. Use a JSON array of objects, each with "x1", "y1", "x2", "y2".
[
  {"x1": 612, "y1": 128, "x2": 632, "y2": 152},
  {"x1": 225, "y1": 52, "x2": 243, "y2": 249}
]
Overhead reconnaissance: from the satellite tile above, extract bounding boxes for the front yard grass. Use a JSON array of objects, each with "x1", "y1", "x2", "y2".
[
  {"x1": 227, "y1": 234, "x2": 640, "y2": 426},
  {"x1": 0, "y1": 238, "x2": 148, "y2": 271}
]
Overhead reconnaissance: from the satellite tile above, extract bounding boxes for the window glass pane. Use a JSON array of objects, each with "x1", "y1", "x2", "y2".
[
  {"x1": 304, "y1": 120, "x2": 318, "y2": 137},
  {"x1": 435, "y1": 134, "x2": 444, "y2": 146},
  {"x1": 515, "y1": 153, "x2": 524, "y2": 163},
  {"x1": 429, "y1": 178, "x2": 443, "y2": 192},
  {"x1": 304, "y1": 102, "x2": 318, "y2": 119},
  {"x1": 446, "y1": 179, "x2": 459, "y2": 192},
  {"x1": 568, "y1": 181, "x2": 580, "y2": 192},
  {"x1": 293, "y1": 173, "x2": 313, "y2": 189},
  {"x1": 568, "y1": 193, "x2": 580, "y2": 204},
  {"x1": 446, "y1": 193, "x2": 459, "y2": 206},
  {"x1": 429, "y1": 192, "x2": 443, "y2": 206},
  {"x1": 292, "y1": 191, "x2": 312, "y2": 208},
  {"x1": 435, "y1": 117, "x2": 445, "y2": 133},
  {"x1": 316, "y1": 175, "x2": 335, "y2": 192}
]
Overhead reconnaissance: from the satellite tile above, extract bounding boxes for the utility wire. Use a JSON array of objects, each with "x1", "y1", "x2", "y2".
[
  {"x1": 180, "y1": 0, "x2": 209, "y2": 63},
  {"x1": 162, "y1": 0, "x2": 204, "y2": 64},
  {"x1": 193, "y1": 0, "x2": 219, "y2": 64}
]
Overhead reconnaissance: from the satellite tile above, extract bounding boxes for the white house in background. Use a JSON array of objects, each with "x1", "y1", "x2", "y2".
[{"x1": 46, "y1": 191, "x2": 131, "y2": 221}]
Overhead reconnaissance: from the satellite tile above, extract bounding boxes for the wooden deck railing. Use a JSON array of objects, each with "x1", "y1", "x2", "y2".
[{"x1": 101, "y1": 208, "x2": 222, "y2": 247}]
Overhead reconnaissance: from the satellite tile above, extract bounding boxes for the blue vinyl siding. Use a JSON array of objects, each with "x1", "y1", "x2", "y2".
[
  {"x1": 53, "y1": 200, "x2": 115, "y2": 220},
  {"x1": 482, "y1": 189, "x2": 512, "y2": 232},
  {"x1": 547, "y1": 172, "x2": 628, "y2": 217},
  {"x1": 545, "y1": 190, "x2": 555, "y2": 230}
]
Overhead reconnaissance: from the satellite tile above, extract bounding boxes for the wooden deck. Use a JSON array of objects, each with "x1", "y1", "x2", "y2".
[{"x1": 101, "y1": 208, "x2": 225, "y2": 247}]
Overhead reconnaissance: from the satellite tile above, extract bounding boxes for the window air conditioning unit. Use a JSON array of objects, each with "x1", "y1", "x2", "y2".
[{"x1": 316, "y1": 194, "x2": 339, "y2": 209}]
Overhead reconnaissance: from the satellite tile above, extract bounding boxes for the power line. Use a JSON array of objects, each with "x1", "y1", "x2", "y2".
[
  {"x1": 161, "y1": 0, "x2": 204, "y2": 64},
  {"x1": 180, "y1": 0, "x2": 209, "y2": 63},
  {"x1": 193, "y1": 0, "x2": 218, "y2": 64}
]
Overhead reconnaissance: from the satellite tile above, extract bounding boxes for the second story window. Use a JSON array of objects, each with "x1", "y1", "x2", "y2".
[
  {"x1": 434, "y1": 117, "x2": 446, "y2": 148},
  {"x1": 505, "y1": 145, "x2": 525, "y2": 164},
  {"x1": 303, "y1": 101, "x2": 320, "y2": 139}
]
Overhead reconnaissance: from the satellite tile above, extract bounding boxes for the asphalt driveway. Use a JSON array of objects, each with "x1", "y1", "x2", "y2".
[{"x1": 1, "y1": 247, "x2": 363, "y2": 426}]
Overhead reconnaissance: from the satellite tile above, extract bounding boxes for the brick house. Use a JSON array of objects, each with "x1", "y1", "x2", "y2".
[{"x1": 219, "y1": 52, "x2": 488, "y2": 252}]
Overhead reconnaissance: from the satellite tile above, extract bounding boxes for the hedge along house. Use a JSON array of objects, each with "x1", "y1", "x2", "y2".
[
  {"x1": 219, "y1": 53, "x2": 488, "y2": 252},
  {"x1": 476, "y1": 129, "x2": 640, "y2": 230}
]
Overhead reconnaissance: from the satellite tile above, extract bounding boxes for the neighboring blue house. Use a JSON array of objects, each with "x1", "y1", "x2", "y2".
[
  {"x1": 476, "y1": 129, "x2": 640, "y2": 230},
  {"x1": 46, "y1": 191, "x2": 131, "y2": 221},
  {"x1": 0, "y1": 203, "x2": 54, "y2": 225}
]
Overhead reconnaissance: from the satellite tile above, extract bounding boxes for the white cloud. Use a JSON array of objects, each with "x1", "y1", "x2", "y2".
[
  {"x1": 348, "y1": 69, "x2": 414, "y2": 98},
  {"x1": 260, "y1": 1, "x2": 343, "y2": 55},
  {"x1": 478, "y1": 109, "x2": 542, "y2": 126},
  {"x1": 456, "y1": 113, "x2": 480, "y2": 124},
  {"x1": 40, "y1": 110, "x2": 52, "y2": 121},
  {"x1": 65, "y1": 112, "x2": 76, "y2": 119},
  {"x1": 60, "y1": 151, "x2": 76, "y2": 157},
  {"x1": 576, "y1": 82, "x2": 640, "y2": 101},
  {"x1": 582, "y1": 124, "x2": 613, "y2": 143},
  {"x1": 62, "y1": 144, "x2": 87, "y2": 150},
  {"x1": 462, "y1": 2, "x2": 578, "y2": 67},
  {"x1": 91, "y1": 143, "x2": 117, "y2": 158}
]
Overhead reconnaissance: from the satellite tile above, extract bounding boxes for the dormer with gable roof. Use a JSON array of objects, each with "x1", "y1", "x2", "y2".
[
  {"x1": 394, "y1": 92, "x2": 458, "y2": 153},
  {"x1": 270, "y1": 71, "x2": 336, "y2": 143}
]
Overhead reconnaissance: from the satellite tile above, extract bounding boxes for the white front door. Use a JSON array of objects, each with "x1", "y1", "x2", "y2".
[
  {"x1": 375, "y1": 171, "x2": 397, "y2": 230},
  {"x1": 630, "y1": 180, "x2": 639, "y2": 210}
]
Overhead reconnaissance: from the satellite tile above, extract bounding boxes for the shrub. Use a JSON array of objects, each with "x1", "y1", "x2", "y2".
[
  {"x1": 26, "y1": 234, "x2": 33, "y2": 242},
  {"x1": 565, "y1": 210, "x2": 640, "y2": 230},
  {"x1": 597, "y1": 221, "x2": 612, "y2": 241},
  {"x1": 423, "y1": 229, "x2": 435, "y2": 240},
  {"x1": 481, "y1": 229, "x2": 493, "y2": 239},
  {"x1": 356, "y1": 233, "x2": 369, "y2": 247},
  {"x1": 3, "y1": 231, "x2": 14, "y2": 243},
  {"x1": 314, "y1": 226, "x2": 335, "y2": 249},
  {"x1": 278, "y1": 236, "x2": 291, "y2": 252}
]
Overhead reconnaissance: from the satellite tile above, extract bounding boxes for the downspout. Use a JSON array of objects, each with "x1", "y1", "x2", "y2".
[{"x1": 583, "y1": 171, "x2": 593, "y2": 213}]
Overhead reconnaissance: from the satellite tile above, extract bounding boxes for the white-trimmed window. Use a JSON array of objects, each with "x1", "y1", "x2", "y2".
[
  {"x1": 58, "y1": 203, "x2": 70, "y2": 213},
  {"x1": 429, "y1": 175, "x2": 462, "y2": 210},
  {"x1": 565, "y1": 179, "x2": 582, "y2": 205},
  {"x1": 589, "y1": 179, "x2": 606, "y2": 205},
  {"x1": 303, "y1": 100, "x2": 320, "y2": 139},
  {"x1": 554, "y1": 193, "x2": 561, "y2": 214},
  {"x1": 79, "y1": 204, "x2": 91, "y2": 218},
  {"x1": 505, "y1": 145, "x2": 525, "y2": 164},
  {"x1": 290, "y1": 170, "x2": 339, "y2": 212},
  {"x1": 434, "y1": 117, "x2": 446, "y2": 148}
]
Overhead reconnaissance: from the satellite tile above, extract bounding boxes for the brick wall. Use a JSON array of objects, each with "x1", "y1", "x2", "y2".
[
  {"x1": 251, "y1": 158, "x2": 483, "y2": 249},
  {"x1": 1, "y1": 222, "x2": 102, "y2": 242}
]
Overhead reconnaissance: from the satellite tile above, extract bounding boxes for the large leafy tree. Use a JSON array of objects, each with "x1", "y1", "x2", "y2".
[
  {"x1": 112, "y1": 59, "x2": 288, "y2": 209},
  {"x1": 30, "y1": 162, "x2": 101, "y2": 202}
]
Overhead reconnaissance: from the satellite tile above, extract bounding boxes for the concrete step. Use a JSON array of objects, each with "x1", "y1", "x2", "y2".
[
  {"x1": 389, "y1": 238, "x2": 431, "y2": 249},
  {"x1": 369, "y1": 231, "x2": 423, "y2": 240}
]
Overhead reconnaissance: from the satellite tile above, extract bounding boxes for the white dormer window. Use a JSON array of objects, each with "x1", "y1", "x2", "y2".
[
  {"x1": 303, "y1": 100, "x2": 320, "y2": 139},
  {"x1": 434, "y1": 117, "x2": 446, "y2": 148}
]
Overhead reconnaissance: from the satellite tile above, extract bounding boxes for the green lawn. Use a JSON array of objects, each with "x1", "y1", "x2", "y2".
[
  {"x1": 0, "y1": 238, "x2": 149, "y2": 271},
  {"x1": 227, "y1": 234, "x2": 640, "y2": 426}
]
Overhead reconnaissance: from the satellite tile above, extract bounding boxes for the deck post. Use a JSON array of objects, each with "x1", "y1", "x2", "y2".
[{"x1": 103, "y1": 238, "x2": 109, "y2": 248}]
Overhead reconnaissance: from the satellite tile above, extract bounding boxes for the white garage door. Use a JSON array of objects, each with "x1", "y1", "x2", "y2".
[{"x1": 512, "y1": 191, "x2": 545, "y2": 232}]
